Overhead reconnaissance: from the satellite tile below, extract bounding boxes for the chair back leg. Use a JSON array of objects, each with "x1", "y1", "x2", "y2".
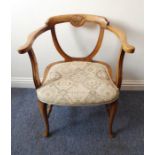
[{"x1": 47, "y1": 105, "x2": 53, "y2": 118}]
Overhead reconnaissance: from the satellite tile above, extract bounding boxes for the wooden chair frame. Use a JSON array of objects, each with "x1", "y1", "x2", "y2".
[{"x1": 18, "y1": 14, "x2": 135, "y2": 138}]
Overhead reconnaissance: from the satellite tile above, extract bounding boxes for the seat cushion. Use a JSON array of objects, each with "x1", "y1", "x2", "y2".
[{"x1": 37, "y1": 61, "x2": 119, "y2": 106}]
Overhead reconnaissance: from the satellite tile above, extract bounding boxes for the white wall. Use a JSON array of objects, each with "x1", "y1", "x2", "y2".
[{"x1": 11, "y1": 0, "x2": 144, "y2": 90}]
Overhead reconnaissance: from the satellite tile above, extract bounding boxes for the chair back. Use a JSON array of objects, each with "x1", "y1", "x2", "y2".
[{"x1": 46, "y1": 14, "x2": 110, "y2": 61}]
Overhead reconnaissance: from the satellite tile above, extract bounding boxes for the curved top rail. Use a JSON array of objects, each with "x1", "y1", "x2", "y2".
[{"x1": 46, "y1": 14, "x2": 110, "y2": 28}]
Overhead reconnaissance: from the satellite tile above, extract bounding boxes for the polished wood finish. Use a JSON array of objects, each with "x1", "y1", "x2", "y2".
[
  {"x1": 46, "y1": 14, "x2": 109, "y2": 28},
  {"x1": 116, "y1": 48, "x2": 125, "y2": 88},
  {"x1": 108, "y1": 101, "x2": 118, "y2": 138},
  {"x1": 51, "y1": 26, "x2": 104, "y2": 61},
  {"x1": 28, "y1": 48, "x2": 41, "y2": 89},
  {"x1": 107, "y1": 25, "x2": 135, "y2": 53},
  {"x1": 38, "y1": 100, "x2": 49, "y2": 137},
  {"x1": 18, "y1": 26, "x2": 50, "y2": 54},
  {"x1": 18, "y1": 14, "x2": 135, "y2": 138}
]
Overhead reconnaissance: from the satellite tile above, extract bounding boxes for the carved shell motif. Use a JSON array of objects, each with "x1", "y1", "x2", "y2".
[{"x1": 70, "y1": 15, "x2": 85, "y2": 27}]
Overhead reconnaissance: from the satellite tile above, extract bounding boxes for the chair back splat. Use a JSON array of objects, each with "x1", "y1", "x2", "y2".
[{"x1": 46, "y1": 14, "x2": 109, "y2": 61}]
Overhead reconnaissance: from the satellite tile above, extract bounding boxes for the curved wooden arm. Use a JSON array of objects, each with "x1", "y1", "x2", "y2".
[
  {"x1": 18, "y1": 25, "x2": 50, "y2": 54},
  {"x1": 107, "y1": 25, "x2": 135, "y2": 53}
]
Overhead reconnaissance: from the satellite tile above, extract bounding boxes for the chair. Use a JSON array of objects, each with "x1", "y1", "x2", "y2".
[{"x1": 18, "y1": 14, "x2": 135, "y2": 138}]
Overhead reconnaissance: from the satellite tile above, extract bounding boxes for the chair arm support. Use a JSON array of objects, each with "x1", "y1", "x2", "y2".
[
  {"x1": 18, "y1": 25, "x2": 50, "y2": 54},
  {"x1": 107, "y1": 25, "x2": 135, "y2": 53},
  {"x1": 28, "y1": 48, "x2": 41, "y2": 88},
  {"x1": 115, "y1": 49, "x2": 125, "y2": 89}
]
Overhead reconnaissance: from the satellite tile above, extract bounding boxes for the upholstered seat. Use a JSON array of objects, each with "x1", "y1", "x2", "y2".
[{"x1": 37, "y1": 61, "x2": 119, "y2": 106}]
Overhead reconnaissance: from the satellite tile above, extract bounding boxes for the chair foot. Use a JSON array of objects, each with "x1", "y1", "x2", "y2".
[
  {"x1": 109, "y1": 132, "x2": 116, "y2": 139},
  {"x1": 106, "y1": 101, "x2": 118, "y2": 139},
  {"x1": 43, "y1": 130, "x2": 49, "y2": 137},
  {"x1": 109, "y1": 133, "x2": 114, "y2": 139},
  {"x1": 38, "y1": 100, "x2": 50, "y2": 137}
]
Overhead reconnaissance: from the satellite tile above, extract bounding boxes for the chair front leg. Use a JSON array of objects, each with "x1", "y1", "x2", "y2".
[
  {"x1": 38, "y1": 100, "x2": 49, "y2": 137},
  {"x1": 106, "y1": 100, "x2": 118, "y2": 138}
]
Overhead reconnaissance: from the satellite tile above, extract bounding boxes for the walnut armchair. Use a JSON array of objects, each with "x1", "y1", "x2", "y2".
[{"x1": 18, "y1": 14, "x2": 135, "y2": 138}]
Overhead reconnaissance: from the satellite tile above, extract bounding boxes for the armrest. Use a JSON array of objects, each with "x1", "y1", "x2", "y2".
[
  {"x1": 18, "y1": 25, "x2": 50, "y2": 54},
  {"x1": 107, "y1": 25, "x2": 135, "y2": 53}
]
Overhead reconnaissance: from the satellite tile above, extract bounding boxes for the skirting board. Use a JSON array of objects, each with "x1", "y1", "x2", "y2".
[{"x1": 11, "y1": 77, "x2": 144, "y2": 90}]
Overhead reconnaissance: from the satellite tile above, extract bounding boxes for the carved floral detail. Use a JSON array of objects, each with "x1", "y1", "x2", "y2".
[{"x1": 70, "y1": 15, "x2": 85, "y2": 27}]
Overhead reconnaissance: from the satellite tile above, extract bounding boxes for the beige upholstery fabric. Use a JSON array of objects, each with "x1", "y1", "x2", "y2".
[{"x1": 37, "y1": 61, "x2": 119, "y2": 106}]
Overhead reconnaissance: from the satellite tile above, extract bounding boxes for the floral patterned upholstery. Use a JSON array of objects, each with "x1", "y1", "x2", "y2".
[{"x1": 37, "y1": 61, "x2": 119, "y2": 106}]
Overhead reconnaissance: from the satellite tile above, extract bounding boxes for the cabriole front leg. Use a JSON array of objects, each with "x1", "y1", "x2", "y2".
[
  {"x1": 107, "y1": 101, "x2": 118, "y2": 138},
  {"x1": 38, "y1": 100, "x2": 49, "y2": 137}
]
